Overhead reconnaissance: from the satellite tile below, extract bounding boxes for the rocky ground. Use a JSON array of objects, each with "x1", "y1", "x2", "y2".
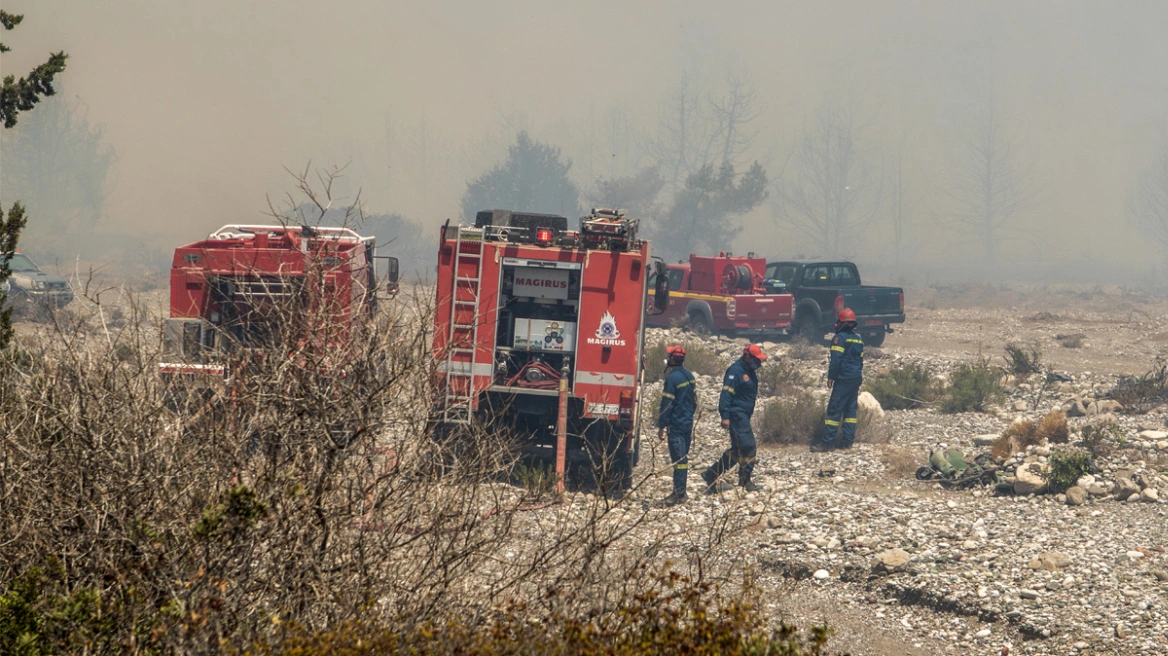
[
  {"x1": 510, "y1": 284, "x2": 1168, "y2": 655},
  {"x1": 23, "y1": 281, "x2": 1168, "y2": 654}
]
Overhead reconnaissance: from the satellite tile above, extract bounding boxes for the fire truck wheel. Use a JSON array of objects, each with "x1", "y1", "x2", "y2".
[
  {"x1": 687, "y1": 311, "x2": 711, "y2": 335},
  {"x1": 864, "y1": 329, "x2": 886, "y2": 347}
]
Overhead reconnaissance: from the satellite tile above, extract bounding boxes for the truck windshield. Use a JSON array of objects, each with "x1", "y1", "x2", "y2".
[
  {"x1": 830, "y1": 264, "x2": 858, "y2": 285},
  {"x1": 3, "y1": 254, "x2": 38, "y2": 272},
  {"x1": 802, "y1": 265, "x2": 831, "y2": 286},
  {"x1": 767, "y1": 264, "x2": 796, "y2": 283}
]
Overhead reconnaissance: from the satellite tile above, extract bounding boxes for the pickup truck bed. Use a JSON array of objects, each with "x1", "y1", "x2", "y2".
[
  {"x1": 764, "y1": 261, "x2": 904, "y2": 346},
  {"x1": 649, "y1": 258, "x2": 794, "y2": 338}
]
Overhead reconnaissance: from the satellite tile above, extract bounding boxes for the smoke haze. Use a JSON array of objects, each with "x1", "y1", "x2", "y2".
[{"x1": 3, "y1": 0, "x2": 1168, "y2": 280}]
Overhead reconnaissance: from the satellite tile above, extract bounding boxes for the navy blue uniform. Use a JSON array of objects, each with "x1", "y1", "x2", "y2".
[
  {"x1": 822, "y1": 328, "x2": 864, "y2": 448},
  {"x1": 709, "y1": 357, "x2": 759, "y2": 484},
  {"x1": 657, "y1": 366, "x2": 697, "y2": 495}
]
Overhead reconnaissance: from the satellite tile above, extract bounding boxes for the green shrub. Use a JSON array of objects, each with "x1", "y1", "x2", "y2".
[
  {"x1": 1047, "y1": 450, "x2": 1092, "y2": 494},
  {"x1": 939, "y1": 360, "x2": 1003, "y2": 414},
  {"x1": 863, "y1": 363, "x2": 939, "y2": 410},
  {"x1": 0, "y1": 567, "x2": 123, "y2": 655},
  {"x1": 510, "y1": 461, "x2": 560, "y2": 496},
  {"x1": 1004, "y1": 342, "x2": 1042, "y2": 375},
  {"x1": 644, "y1": 339, "x2": 728, "y2": 383}
]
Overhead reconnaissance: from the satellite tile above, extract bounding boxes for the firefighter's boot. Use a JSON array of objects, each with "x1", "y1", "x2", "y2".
[
  {"x1": 700, "y1": 469, "x2": 718, "y2": 494},
  {"x1": 654, "y1": 491, "x2": 688, "y2": 508}
]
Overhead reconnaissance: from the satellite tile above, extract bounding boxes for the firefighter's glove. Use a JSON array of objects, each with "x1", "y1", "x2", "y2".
[
  {"x1": 826, "y1": 379, "x2": 835, "y2": 390},
  {"x1": 657, "y1": 427, "x2": 666, "y2": 441},
  {"x1": 721, "y1": 418, "x2": 730, "y2": 430}
]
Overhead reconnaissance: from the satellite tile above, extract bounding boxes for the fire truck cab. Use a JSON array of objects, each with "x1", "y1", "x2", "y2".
[
  {"x1": 160, "y1": 224, "x2": 397, "y2": 379},
  {"x1": 432, "y1": 209, "x2": 669, "y2": 489}
]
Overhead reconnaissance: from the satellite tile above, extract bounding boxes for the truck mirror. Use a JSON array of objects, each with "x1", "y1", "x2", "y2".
[
  {"x1": 652, "y1": 261, "x2": 670, "y2": 312},
  {"x1": 385, "y1": 257, "x2": 400, "y2": 284}
]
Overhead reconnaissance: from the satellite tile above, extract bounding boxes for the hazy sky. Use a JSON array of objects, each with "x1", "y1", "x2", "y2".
[{"x1": 4, "y1": 1, "x2": 1168, "y2": 276}]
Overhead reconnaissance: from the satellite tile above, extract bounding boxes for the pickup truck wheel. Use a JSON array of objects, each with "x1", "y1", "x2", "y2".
[
  {"x1": 687, "y1": 312, "x2": 711, "y2": 335},
  {"x1": 864, "y1": 330, "x2": 886, "y2": 348},
  {"x1": 793, "y1": 312, "x2": 820, "y2": 342}
]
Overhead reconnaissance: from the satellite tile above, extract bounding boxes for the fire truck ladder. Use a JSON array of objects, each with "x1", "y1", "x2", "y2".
[{"x1": 442, "y1": 226, "x2": 485, "y2": 424}]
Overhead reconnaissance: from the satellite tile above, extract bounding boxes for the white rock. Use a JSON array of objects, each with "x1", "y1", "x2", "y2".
[
  {"x1": 972, "y1": 434, "x2": 998, "y2": 447},
  {"x1": 1141, "y1": 488, "x2": 1159, "y2": 502},
  {"x1": 814, "y1": 569, "x2": 830, "y2": 580},
  {"x1": 1137, "y1": 429, "x2": 1168, "y2": 440},
  {"x1": 975, "y1": 628, "x2": 992, "y2": 638},
  {"x1": 1014, "y1": 463, "x2": 1048, "y2": 495},
  {"x1": 857, "y1": 391, "x2": 884, "y2": 418},
  {"x1": 1126, "y1": 550, "x2": 1145, "y2": 560}
]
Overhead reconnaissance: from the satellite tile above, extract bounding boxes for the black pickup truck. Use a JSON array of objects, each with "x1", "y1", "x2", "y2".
[{"x1": 763, "y1": 261, "x2": 904, "y2": 346}]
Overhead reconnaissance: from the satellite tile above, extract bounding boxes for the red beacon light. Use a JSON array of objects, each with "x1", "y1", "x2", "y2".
[{"x1": 534, "y1": 227, "x2": 555, "y2": 246}]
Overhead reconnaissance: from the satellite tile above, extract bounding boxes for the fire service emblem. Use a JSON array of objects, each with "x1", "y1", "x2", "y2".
[{"x1": 587, "y1": 310, "x2": 625, "y2": 346}]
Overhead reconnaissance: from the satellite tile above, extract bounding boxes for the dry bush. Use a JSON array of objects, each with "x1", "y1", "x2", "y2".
[
  {"x1": 1037, "y1": 410, "x2": 1069, "y2": 443},
  {"x1": 756, "y1": 393, "x2": 882, "y2": 446},
  {"x1": 0, "y1": 172, "x2": 778, "y2": 652},
  {"x1": 856, "y1": 412, "x2": 893, "y2": 445},
  {"x1": 1106, "y1": 356, "x2": 1168, "y2": 413},
  {"x1": 786, "y1": 337, "x2": 820, "y2": 362},
  {"x1": 1056, "y1": 333, "x2": 1085, "y2": 348},
  {"x1": 1081, "y1": 422, "x2": 1119, "y2": 459},
  {"x1": 1003, "y1": 417, "x2": 1040, "y2": 448},
  {"x1": 865, "y1": 346, "x2": 886, "y2": 360},
  {"x1": 756, "y1": 357, "x2": 804, "y2": 397},
  {"x1": 756, "y1": 393, "x2": 824, "y2": 445},
  {"x1": 992, "y1": 410, "x2": 1068, "y2": 459},
  {"x1": 881, "y1": 447, "x2": 919, "y2": 478},
  {"x1": 255, "y1": 572, "x2": 832, "y2": 655},
  {"x1": 990, "y1": 435, "x2": 1014, "y2": 461}
]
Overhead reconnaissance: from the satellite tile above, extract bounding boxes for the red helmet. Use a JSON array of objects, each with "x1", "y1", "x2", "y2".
[
  {"x1": 665, "y1": 345, "x2": 686, "y2": 359},
  {"x1": 838, "y1": 308, "x2": 856, "y2": 323},
  {"x1": 743, "y1": 344, "x2": 768, "y2": 361}
]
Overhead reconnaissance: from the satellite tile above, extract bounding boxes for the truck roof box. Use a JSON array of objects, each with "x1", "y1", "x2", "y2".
[{"x1": 475, "y1": 209, "x2": 568, "y2": 233}]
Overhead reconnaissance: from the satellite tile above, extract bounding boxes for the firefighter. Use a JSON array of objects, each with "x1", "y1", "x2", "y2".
[
  {"x1": 815, "y1": 308, "x2": 864, "y2": 451},
  {"x1": 654, "y1": 345, "x2": 697, "y2": 506},
  {"x1": 701, "y1": 344, "x2": 767, "y2": 493}
]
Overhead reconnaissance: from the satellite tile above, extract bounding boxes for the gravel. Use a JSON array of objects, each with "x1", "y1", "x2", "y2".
[{"x1": 502, "y1": 297, "x2": 1168, "y2": 655}]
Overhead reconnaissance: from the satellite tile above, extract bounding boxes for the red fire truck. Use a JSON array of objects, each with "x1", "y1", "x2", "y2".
[
  {"x1": 159, "y1": 224, "x2": 397, "y2": 379},
  {"x1": 647, "y1": 253, "x2": 794, "y2": 338},
  {"x1": 431, "y1": 209, "x2": 669, "y2": 489}
]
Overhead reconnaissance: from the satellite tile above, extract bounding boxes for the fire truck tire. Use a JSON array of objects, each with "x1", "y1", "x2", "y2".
[
  {"x1": 864, "y1": 329, "x2": 886, "y2": 348},
  {"x1": 687, "y1": 307, "x2": 712, "y2": 335}
]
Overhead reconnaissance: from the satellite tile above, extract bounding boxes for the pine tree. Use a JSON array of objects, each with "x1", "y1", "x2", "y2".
[{"x1": 1, "y1": 9, "x2": 68, "y2": 349}]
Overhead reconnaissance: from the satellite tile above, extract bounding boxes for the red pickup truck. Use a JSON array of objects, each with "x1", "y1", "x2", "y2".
[{"x1": 648, "y1": 253, "x2": 794, "y2": 338}]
